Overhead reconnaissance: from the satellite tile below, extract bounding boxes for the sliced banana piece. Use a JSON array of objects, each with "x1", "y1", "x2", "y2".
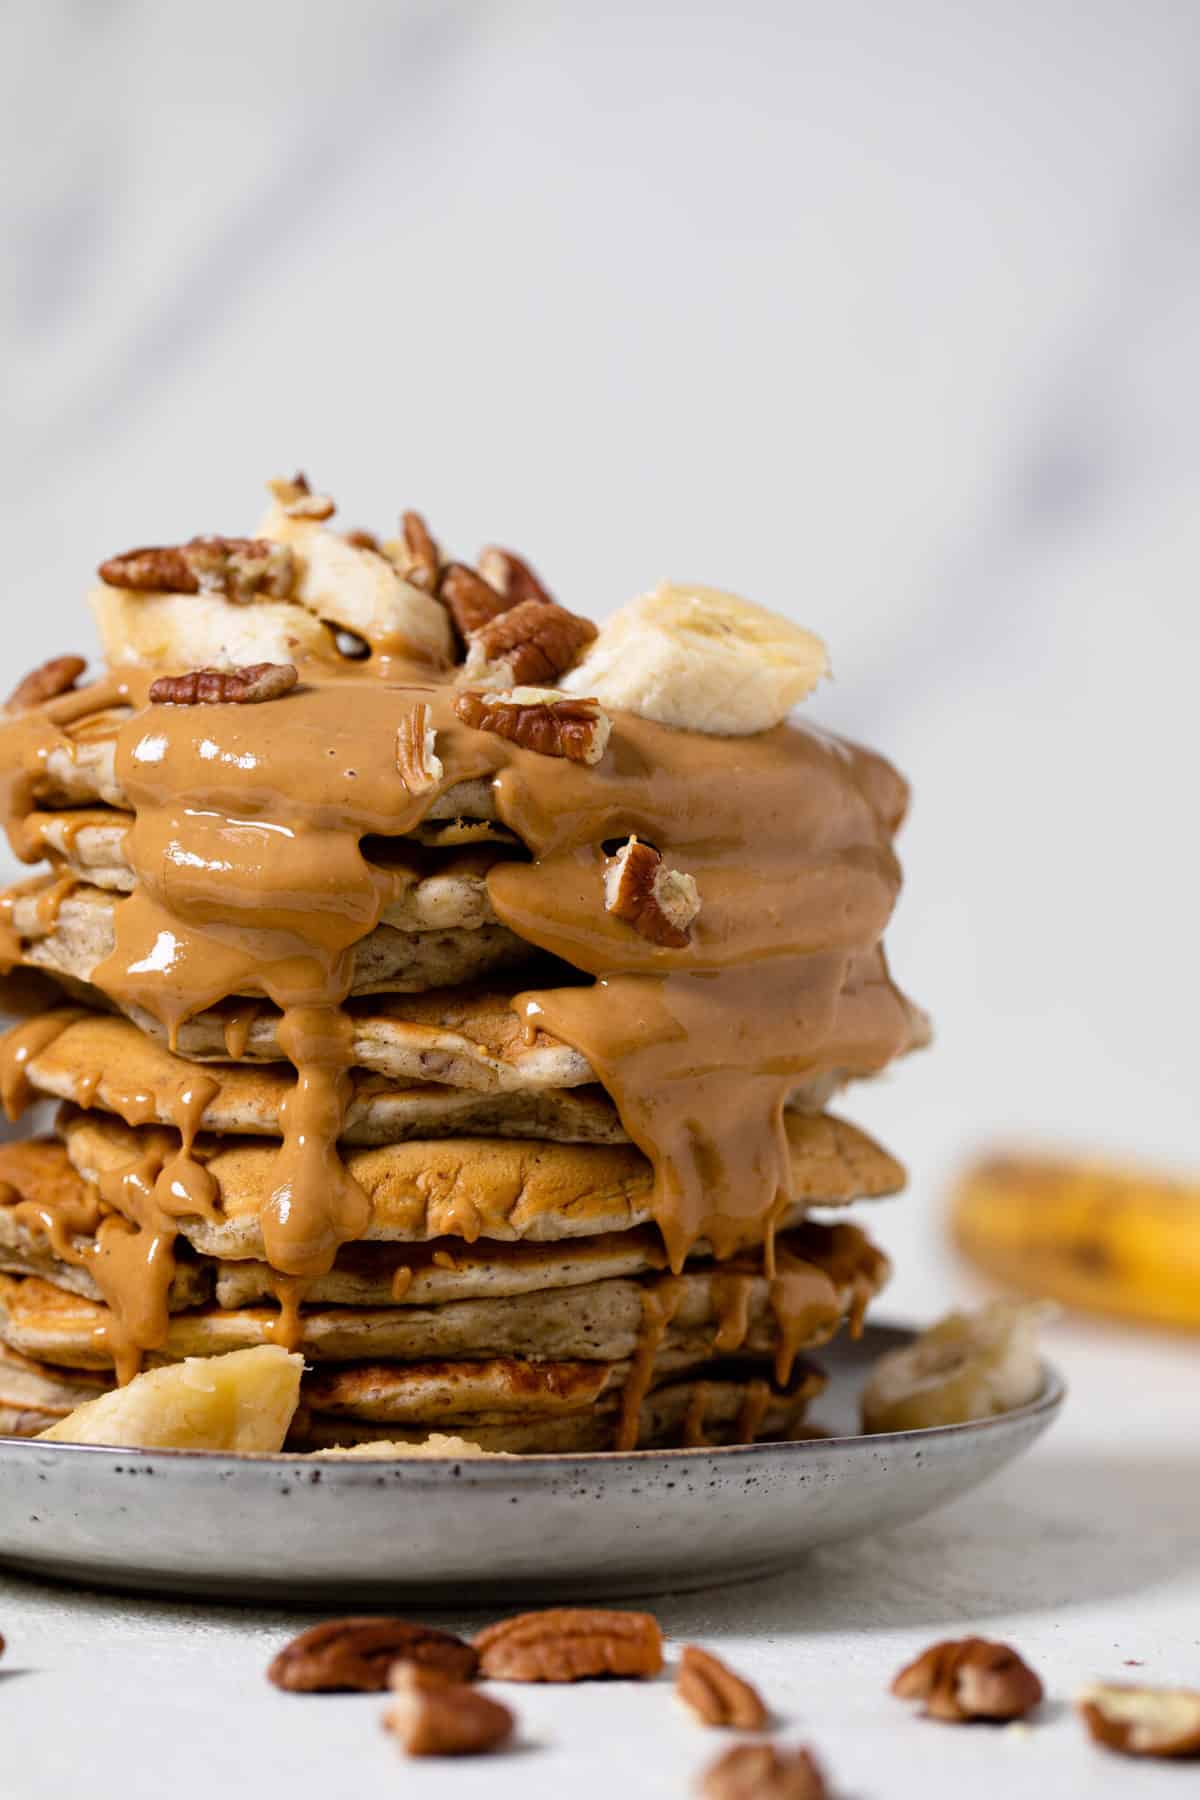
[
  {"x1": 860, "y1": 1300, "x2": 1045, "y2": 1434},
  {"x1": 257, "y1": 500, "x2": 454, "y2": 665},
  {"x1": 90, "y1": 585, "x2": 331, "y2": 671},
  {"x1": 37, "y1": 1345, "x2": 303, "y2": 1451},
  {"x1": 559, "y1": 581, "x2": 829, "y2": 735}
]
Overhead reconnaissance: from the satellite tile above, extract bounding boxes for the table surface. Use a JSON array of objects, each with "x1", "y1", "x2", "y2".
[{"x1": 1, "y1": 1312, "x2": 1194, "y2": 1800}]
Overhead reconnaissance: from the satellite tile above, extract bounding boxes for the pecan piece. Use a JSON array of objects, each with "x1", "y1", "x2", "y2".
[
  {"x1": 892, "y1": 1637, "x2": 1043, "y2": 1722},
  {"x1": 604, "y1": 836, "x2": 700, "y2": 948},
  {"x1": 398, "y1": 511, "x2": 441, "y2": 593},
  {"x1": 149, "y1": 662, "x2": 298, "y2": 706},
  {"x1": 677, "y1": 1646, "x2": 769, "y2": 1730},
  {"x1": 700, "y1": 1743, "x2": 828, "y2": 1800},
  {"x1": 267, "y1": 472, "x2": 336, "y2": 520},
  {"x1": 441, "y1": 563, "x2": 511, "y2": 638},
  {"x1": 477, "y1": 546, "x2": 555, "y2": 607},
  {"x1": 463, "y1": 597, "x2": 597, "y2": 688},
  {"x1": 455, "y1": 687, "x2": 611, "y2": 765},
  {"x1": 1079, "y1": 1683, "x2": 1200, "y2": 1759},
  {"x1": 268, "y1": 1617, "x2": 478, "y2": 1693},
  {"x1": 384, "y1": 1665, "x2": 514, "y2": 1757},
  {"x1": 396, "y1": 701, "x2": 444, "y2": 794},
  {"x1": 5, "y1": 655, "x2": 87, "y2": 712},
  {"x1": 474, "y1": 1607, "x2": 663, "y2": 1683},
  {"x1": 343, "y1": 528, "x2": 381, "y2": 552},
  {"x1": 98, "y1": 536, "x2": 295, "y2": 600}
]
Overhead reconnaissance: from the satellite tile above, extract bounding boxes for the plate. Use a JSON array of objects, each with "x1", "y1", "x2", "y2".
[{"x1": 0, "y1": 1323, "x2": 1063, "y2": 1603}]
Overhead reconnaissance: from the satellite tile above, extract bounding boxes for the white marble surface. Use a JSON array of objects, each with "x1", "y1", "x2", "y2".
[{"x1": 1, "y1": 3, "x2": 1198, "y2": 1795}]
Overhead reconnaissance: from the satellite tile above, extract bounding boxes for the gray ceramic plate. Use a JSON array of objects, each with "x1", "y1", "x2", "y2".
[{"x1": 0, "y1": 1323, "x2": 1063, "y2": 1603}]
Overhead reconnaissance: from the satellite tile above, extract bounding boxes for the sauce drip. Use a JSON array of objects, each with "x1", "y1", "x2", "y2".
[{"x1": 0, "y1": 661, "x2": 918, "y2": 1384}]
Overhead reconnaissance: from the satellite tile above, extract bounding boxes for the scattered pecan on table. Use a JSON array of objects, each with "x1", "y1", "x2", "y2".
[{"x1": 267, "y1": 1616, "x2": 478, "y2": 1693}]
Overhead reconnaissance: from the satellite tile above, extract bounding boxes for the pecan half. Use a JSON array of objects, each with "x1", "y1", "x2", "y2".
[
  {"x1": 384, "y1": 1665, "x2": 514, "y2": 1758},
  {"x1": 677, "y1": 1646, "x2": 769, "y2": 1730},
  {"x1": 604, "y1": 836, "x2": 700, "y2": 948},
  {"x1": 700, "y1": 1743, "x2": 828, "y2": 1800},
  {"x1": 268, "y1": 1617, "x2": 478, "y2": 1693},
  {"x1": 267, "y1": 472, "x2": 336, "y2": 520},
  {"x1": 6, "y1": 655, "x2": 87, "y2": 713},
  {"x1": 396, "y1": 701, "x2": 444, "y2": 794},
  {"x1": 441, "y1": 563, "x2": 511, "y2": 638},
  {"x1": 463, "y1": 597, "x2": 597, "y2": 688},
  {"x1": 474, "y1": 1608, "x2": 663, "y2": 1683},
  {"x1": 892, "y1": 1637, "x2": 1043, "y2": 1722},
  {"x1": 399, "y1": 511, "x2": 441, "y2": 593},
  {"x1": 149, "y1": 662, "x2": 298, "y2": 706},
  {"x1": 477, "y1": 546, "x2": 555, "y2": 608},
  {"x1": 1079, "y1": 1683, "x2": 1200, "y2": 1759},
  {"x1": 98, "y1": 536, "x2": 295, "y2": 601},
  {"x1": 455, "y1": 688, "x2": 611, "y2": 765}
]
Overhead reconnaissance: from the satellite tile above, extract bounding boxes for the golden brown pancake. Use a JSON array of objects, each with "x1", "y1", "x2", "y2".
[
  {"x1": 294, "y1": 1366, "x2": 825, "y2": 1454},
  {"x1": 60, "y1": 1107, "x2": 905, "y2": 1255},
  {"x1": 0, "y1": 1217, "x2": 888, "y2": 1369},
  {"x1": 12, "y1": 1011, "x2": 627, "y2": 1145}
]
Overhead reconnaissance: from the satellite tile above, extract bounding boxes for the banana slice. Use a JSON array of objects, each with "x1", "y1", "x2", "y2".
[
  {"x1": 257, "y1": 500, "x2": 454, "y2": 666},
  {"x1": 860, "y1": 1300, "x2": 1045, "y2": 1434},
  {"x1": 90, "y1": 586, "x2": 331, "y2": 671},
  {"x1": 37, "y1": 1345, "x2": 302, "y2": 1451},
  {"x1": 559, "y1": 582, "x2": 829, "y2": 735}
]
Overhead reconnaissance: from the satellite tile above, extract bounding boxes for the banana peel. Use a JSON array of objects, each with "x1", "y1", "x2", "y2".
[{"x1": 952, "y1": 1153, "x2": 1200, "y2": 1333}]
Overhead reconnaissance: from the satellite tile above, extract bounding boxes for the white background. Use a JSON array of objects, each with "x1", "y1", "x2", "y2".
[{"x1": 0, "y1": 4, "x2": 1197, "y2": 1796}]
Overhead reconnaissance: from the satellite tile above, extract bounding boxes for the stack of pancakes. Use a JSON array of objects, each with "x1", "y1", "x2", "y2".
[{"x1": 0, "y1": 482, "x2": 924, "y2": 1452}]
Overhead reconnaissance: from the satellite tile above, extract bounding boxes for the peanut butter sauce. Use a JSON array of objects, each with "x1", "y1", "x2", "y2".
[{"x1": 0, "y1": 660, "x2": 918, "y2": 1392}]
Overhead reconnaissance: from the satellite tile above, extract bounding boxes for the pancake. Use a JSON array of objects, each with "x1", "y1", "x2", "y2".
[
  {"x1": 5, "y1": 882, "x2": 531, "y2": 998},
  {"x1": 294, "y1": 1367, "x2": 825, "y2": 1454},
  {"x1": 23, "y1": 810, "x2": 514, "y2": 932},
  {"x1": 10, "y1": 1011, "x2": 627, "y2": 1145},
  {"x1": 4, "y1": 979, "x2": 852, "y2": 1120},
  {"x1": 0, "y1": 1339, "x2": 111, "y2": 1434},
  {"x1": 61, "y1": 1107, "x2": 905, "y2": 1255},
  {"x1": 0, "y1": 1219, "x2": 887, "y2": 1369}
]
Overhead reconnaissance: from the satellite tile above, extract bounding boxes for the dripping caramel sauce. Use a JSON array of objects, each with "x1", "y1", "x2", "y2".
[{"x1": 0, "y1": 661, "x2": 916, "y2": 1408}]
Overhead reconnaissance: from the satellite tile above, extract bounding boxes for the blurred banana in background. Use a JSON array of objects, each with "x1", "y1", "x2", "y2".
[{"x1": 952, "y1": 1154, "x2": 1200, "y2": 1333}]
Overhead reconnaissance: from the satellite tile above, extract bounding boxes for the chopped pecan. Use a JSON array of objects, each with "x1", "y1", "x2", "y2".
[
  {"x1": 384, "y1": 1665, "x2": 514, "y2": 1757},
  {"x1": 6, "y1": 655, "x2": 87, "y2": 712},
  {"x1": 396, "y1": 701, "x2": 444, "y2": 794},
  {"x1": 455, "y1": 687, "x2": 611, "y2": 765},
  {"x1": 700, "y1": 1743, "x2": 829, "y2": 1800},
  {"x1": 677, "y1": 1646, "x2": 769, "y2": 1730},
  {"x1": 399, "y1": 512, "x2": 441, "y2": 593},
  {"x1": 149, "y1": 662, "x2": 298, "y2": 706},
  {"x1": 1079, "y1": 1683, "x2": 1200, "y2": 1759},
  {"x1": 463, "y1": 597, "x2": 597, "y2": 688},
  {"x1": 267, "y1": 1617, "x2": 478, "y2": 1693},
  {"x1": 604, "y1": 836, "x2": 700, "y2": 948},
  {"x1": 267, "y1": 472, "x2": 336, "y2": 520},
  {"x1": 98, "y1": 536, "x2": 295, "y2": 601},
  {"x1": 343, "y1": 528, "x2": 381, "y2": 552},
  {"x1": 441, "y1": 563, "x2": 511, "y2": 638},
  {"x1": 892, "y1": 1637, "x2": 1043, "y2": 1722},
  {"x1": 473, "y1": 1608, "x2": 663, "y2": 1683},
  {"x1": 477, "y1": 546, "x2": 555, "y2": 607}
]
